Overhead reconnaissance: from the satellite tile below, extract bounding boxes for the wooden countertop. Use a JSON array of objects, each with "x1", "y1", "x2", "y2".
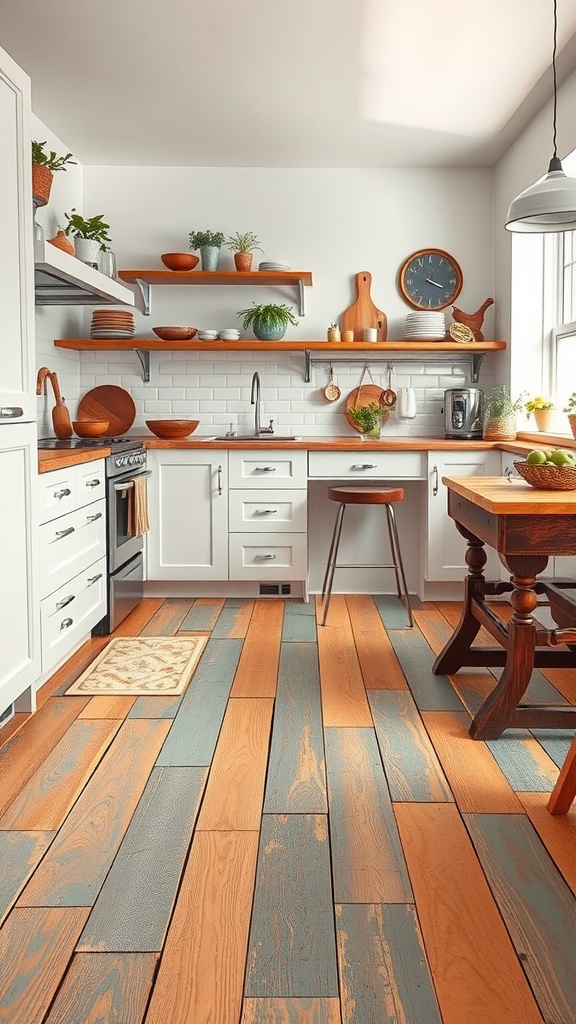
[
  {"x1": 36, "y1": 434, "x2": 562, "y2": 474},
  {"x1": 442, "y1": 475, "x2": 576, "y2": 514}
]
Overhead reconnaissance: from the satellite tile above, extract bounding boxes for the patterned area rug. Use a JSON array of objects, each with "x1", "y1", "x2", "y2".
[{"x1": 65, "y1": 636, "x2": 208, "y2": 696}]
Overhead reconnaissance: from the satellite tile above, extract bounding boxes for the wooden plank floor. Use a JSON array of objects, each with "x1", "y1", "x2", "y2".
[{"x1": 1, "y1": 595, "x2": 575, "y2": 1024}]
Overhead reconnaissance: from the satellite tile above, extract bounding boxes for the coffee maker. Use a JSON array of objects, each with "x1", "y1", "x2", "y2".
[{"x1": 443, "y1": 388, "x2": 484, "y2": 439}]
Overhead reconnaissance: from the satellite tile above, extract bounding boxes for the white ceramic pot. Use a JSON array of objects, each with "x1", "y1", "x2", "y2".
[{"x1": 74, "y1": 237, "x2": 101, "y2": 267}]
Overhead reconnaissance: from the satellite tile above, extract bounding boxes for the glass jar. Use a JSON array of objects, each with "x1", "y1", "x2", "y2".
[{"x1": 98, "y1": 249, "x2": 117, "y2": 279}]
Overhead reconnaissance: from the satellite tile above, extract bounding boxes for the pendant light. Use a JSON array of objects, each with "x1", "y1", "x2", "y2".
[{"x1": 506, "y1": 0, "x2": 576, "y2": 232}]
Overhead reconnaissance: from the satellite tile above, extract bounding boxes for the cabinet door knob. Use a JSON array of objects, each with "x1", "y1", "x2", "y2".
[
  {"x1": 432, "y1": 465, "x2": 439, "y2": 496},
  {"x1": 85, "y1": 478, "x2": 101, "y2": 488},
  {"x1": 59, "y1": 617, "x2": 74, "y2": 630},
  {"x1": 255, "y1": 509, "x2": 278, "y2": 515},
  {"x1": 256, "y1": 466, "x2": 276, "y2": 472},
  {"x1": 351, "y1": 463, "x2": 377, "y2": 470},
  {"x1": 0, "y1": 406, "x2": 23, "y2": 418},
  {"x1": 53, "y1": 526, "x2": 75, "y2": 541},
  {"x1": 86, "y1": 512, "x2": 103, "y2": 523},
  {"x1": 87, "y1": 573, "x2": 103, "y2": 586},
  {"x1": 256, "y1": 553, "x2": 277, "y2": 560},
  {"x1": 53, "y1": 488, "x2": 72, "y2": 500},
  {"x1": 55, "y1": 594, "x2": 75, "y2": 612}
]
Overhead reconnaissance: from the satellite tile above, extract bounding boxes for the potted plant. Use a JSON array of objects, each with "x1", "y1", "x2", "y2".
[
  {"x1": 225, "y1": 231, "x2": 263, "y2": 272},
  {"x1": 188, "y1": 229, "x2": 225, "y2": 271},
  {"x1": 483, "y1": 385, "x2": 525, "y2": 440},
  {"x1": 525, "y1": 395, "x2": 556, "y2": 432},
  {"x1": 564, "y1": 393, "x2": 576, "y2": 439},
  {"x1": 64, "y1": 209, "x2": 111, "y2": 267},
  {"x1": 348, "y1": 400, "x2": 391, "y2": 439},
  {"x1": 31, "y1": 140, "x2": 76, "y2": 207},
  {"x1": 237, "y1": 302, "x2": 299, "y2": 340}
]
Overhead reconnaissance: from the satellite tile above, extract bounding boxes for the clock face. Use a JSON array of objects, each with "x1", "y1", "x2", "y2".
[{"x1": 399, "y1": 249, "x2": 463, "y2": 310}]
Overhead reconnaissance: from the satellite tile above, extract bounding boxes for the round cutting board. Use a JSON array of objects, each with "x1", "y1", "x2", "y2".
[
  {"x1": 77, "y1": 385, "x2": 136, "y2": 435},
  {"x1": 345, "y1": 384, "x2": 386, "y2": 432}
]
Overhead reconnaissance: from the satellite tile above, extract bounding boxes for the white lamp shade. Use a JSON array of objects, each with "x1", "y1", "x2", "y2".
[{"x1": 506, "y1": 159, "x2": 576, "y2": 232}]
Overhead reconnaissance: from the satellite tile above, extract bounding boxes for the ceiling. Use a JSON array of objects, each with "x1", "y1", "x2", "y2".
[{"x1": 2, "y1": 0, "x2": 576, "y2": 168}]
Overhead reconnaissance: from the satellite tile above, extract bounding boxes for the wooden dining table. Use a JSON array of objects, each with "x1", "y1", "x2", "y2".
[{"x1": 433, "y1": 475, "x2": 576, "y2": 739}]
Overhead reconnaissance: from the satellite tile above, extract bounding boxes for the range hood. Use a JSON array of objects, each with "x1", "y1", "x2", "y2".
[{"x1": 34, "y1": 239, "x2": 135, "y2": 306}]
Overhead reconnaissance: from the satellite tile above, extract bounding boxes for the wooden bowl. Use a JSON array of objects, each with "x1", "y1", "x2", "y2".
[
  {"x1": 514, "y1": 460, "x2": 576, "y2": 491},
  {"x1": 73, "y1": 419, "x2": 110, "y2": 438},
  {"x1": 161, "y1": 253, "x2": 199, "y2": 271},
  {"x1": 146, "y1": 419, "x2": 199, "y2": 439},
  {"x1": 152, "y1": 326, "x2": 197, "y2": 341}
]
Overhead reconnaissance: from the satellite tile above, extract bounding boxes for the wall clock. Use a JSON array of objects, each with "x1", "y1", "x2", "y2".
[{"x1": 399, "y1": 248, "x2": 463, "y2": 310}]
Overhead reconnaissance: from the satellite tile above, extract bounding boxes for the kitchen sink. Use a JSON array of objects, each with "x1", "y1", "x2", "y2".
[{"x1": 210, "y1": 434, "x2": 302, "y2": 441}]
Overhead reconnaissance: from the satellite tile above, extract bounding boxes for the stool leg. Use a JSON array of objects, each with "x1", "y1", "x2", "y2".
[
  {"x1": 385, "y1": 504, "x2": 414, "y2": 627},
  {"x1": 321, "y1": 502, "x2": 346, "y2": 625},
  {"x1": 385, "y1": 506, "x2": 403, "y2": 600}
]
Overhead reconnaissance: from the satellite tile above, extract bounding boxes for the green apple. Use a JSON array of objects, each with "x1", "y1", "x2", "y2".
[
  {"x1": 526, "y1": 450, "x2": 548, "y2": 465},
  {"x1": 549, "y1": 450, "x2": 573, "y2": 466}
]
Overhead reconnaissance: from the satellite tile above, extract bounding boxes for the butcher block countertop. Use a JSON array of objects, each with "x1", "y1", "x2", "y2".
[
  {"x1": 36, "y1": 434, "x2": 569, "y2": 474},
  {"x1": 443, "y1": 475, "x2": 576, "y2": 514}
]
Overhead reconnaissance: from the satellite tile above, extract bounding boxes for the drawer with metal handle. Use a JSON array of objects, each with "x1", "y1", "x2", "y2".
[
  {"x1": 41, "y1": 556, "x2": 106, "y2": 674},
  {"x1": 308, "y1": 450, "x2": 425, "y2": 480},
  {"x1": 39, "y1": 498, "x2": 106, "y2": 598},
  {"x1": 228, "y1": 489, "x2": 308, "y2": 532},
  {"x1": 228, "y1": 449, "x2": 307, "y2": 488},
  {"x1": 229, "y1": 533, "x2": 307, "y2": 580}
]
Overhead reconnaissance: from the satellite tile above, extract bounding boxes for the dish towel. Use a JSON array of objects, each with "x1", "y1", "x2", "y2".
[{"x1": 128, "y1": 474, "x2": 150, "y2": 537}]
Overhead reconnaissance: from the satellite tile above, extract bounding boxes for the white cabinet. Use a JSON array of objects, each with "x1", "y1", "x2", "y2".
[
  {"x1": 0, "y1": 47, "x2": 40, "y2": 717},
  {"x1": 426, "y1": 450, "x2": 501, "y2": 582},
  {"x1": 146, "y1": 450, "x2": 229, "y2": 580},
  {"x1": 39, "y1": 460, "x2": 107, "y2": 675},
  {"x1": 308, "y1": 450, "x2": 425, "y2": 480},
  {"x1": 228, "y1": 450, "x2": 308, "y2": 582}
]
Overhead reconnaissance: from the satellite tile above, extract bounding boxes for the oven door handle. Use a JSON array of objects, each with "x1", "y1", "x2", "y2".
[{"x1": 113, "y1": 470, "x2": 152, "y2": 492}]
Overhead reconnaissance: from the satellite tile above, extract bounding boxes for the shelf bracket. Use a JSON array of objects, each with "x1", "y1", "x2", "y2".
[
  {"x1": 134, "y1": 348, "x2": 151, "y2": 382},
  {"x1": 470, "y1": 352, "x2": 484, "y2": 384},
  {"x1": 298, "y1": 279, "x2": 306, "y2": 317},
  {"x1": 134, "y1": 278, "x2": 151, "y2": 316}
]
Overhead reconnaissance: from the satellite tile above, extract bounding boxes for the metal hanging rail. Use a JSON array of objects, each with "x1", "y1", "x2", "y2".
[{"x1": 304, "y1": 348, "x2": 488, "y2": 384}]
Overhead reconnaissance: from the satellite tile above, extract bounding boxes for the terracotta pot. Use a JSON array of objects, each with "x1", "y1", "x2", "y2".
[
  {"x1": 48, "y1": 229, "x2": 75, "y2": 255},
  {"x1": 32, "y1": 163, "x2": 53, "y2": 207},
  {"x1": 234, "y1": 251, "x2": 253, "y2": 271},
  {"x1": 533, "y1": 408, "x2": 555, "y2": 432}
]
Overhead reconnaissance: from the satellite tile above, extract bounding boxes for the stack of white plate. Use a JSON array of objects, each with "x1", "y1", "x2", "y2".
[
  {"x1": 90, "y1": 310, "x2": 135, "y2": 339},
  {"x1": 258, "y1": 260, "x2": 292, "y2": 271},
  {"x1": 404, "y1": 311, "x2": 446, "y2": 340},
  {"x1": 197, "y1": 330, "x2": 219, "y2": 341}
]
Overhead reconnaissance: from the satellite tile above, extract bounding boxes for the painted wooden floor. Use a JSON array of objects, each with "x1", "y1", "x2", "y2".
[{"x1": 1, "y1": 594, "x2": 575, "y2": 1024}]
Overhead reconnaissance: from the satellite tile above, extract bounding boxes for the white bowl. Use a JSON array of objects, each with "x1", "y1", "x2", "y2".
[{"x1": 220, "y1": 331, "x2": 241, "y2": 340}]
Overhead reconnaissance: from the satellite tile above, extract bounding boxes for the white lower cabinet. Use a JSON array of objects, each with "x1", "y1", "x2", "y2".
[
  {"x1": 39, "y1": 459, "x2": 107, "y2": 676},
  {"x1": 146, "y1": 450, "x2": 229, "y2": 580},
  {"x1": 426, "y1": 450, "x2": 501, "y2": 582}
]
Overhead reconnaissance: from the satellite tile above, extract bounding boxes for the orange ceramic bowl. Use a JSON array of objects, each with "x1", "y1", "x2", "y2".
[
  {"x1": 146, "y1": 419, "x2": 200, "y2": 439},
  {"x1": 161, "y1": 253, "x2": 199, "y2": 271},
  {"x1": 152, "y1": 326, "x2": 197, "y2": 341},
  {"x1": 72, "y1": 419, "x2": 110, "y2": 438}
]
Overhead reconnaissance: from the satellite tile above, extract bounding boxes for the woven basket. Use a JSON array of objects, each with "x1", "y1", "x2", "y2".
[
  {"x1": 514, "y1": 459, "x2": 576, "y2": 491},
  {"x1": 568, "y1": 414, "x2": 576, "y2": 440},
  {"x1": 32, "y1": 163, "x2": 53, "y2": 207}
]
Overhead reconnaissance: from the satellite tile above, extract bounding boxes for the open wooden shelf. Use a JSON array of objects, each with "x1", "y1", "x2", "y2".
[{"x1": 117, "y1": 270, "x2": 313, "y2": 287}]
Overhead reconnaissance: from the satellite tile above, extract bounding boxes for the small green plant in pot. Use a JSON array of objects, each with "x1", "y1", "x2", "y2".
[
  {"x1": 349, "y1": 401, "x2": 388, "y2": 439},
  {"x1": 189, "y1": 230, "x2": 225, "y2": 271},
  {"x1": 483, "y1": 385, "x2": 525, "y2": 441},
  {"x1": 237, "y1": 302, "x2": 299, "y2": 341},
  {"x1": 226, "y1": 231, "x2": 263, "y2": 271},
  {"x1": 31, "y1": 140, "x2": 76, "y2": 207},
  {"x1": 64, "y1": 209, "x2": 111, "y2": 267}
]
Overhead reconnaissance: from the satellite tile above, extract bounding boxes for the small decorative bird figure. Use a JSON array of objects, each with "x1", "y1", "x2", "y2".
[{"x1": 451, "y1": 297, "x2": 494, "y2": 342}]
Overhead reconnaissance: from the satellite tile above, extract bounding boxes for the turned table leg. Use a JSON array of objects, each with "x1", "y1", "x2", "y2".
[{"x1": 433, "y1": 525, "x2": 487, "y2": 675}]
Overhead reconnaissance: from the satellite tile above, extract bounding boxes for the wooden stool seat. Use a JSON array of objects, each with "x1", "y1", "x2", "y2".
[{"x1": 320, "y1": 486, "x2": 413, "y2": 627}]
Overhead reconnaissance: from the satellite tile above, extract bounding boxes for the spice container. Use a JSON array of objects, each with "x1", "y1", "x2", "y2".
[{"x1": 327, "y1": 323, "x2": 341, "y2": 342}]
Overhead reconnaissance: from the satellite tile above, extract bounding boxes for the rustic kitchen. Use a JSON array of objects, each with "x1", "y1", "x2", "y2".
[{"x1": 2, "y1": 2, "x2": 576, "y2": 1022}]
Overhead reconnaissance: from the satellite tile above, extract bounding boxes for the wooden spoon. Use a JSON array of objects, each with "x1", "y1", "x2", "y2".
[
  {"x1": 48, "y1": 370, "x2": 73, "y2": 439},
  {"x1": 324, "y1": 364, "x2": 341, "y2": 402},
  {"x1": 382, "y1": 364, "x2": 397, "y2": 407}
]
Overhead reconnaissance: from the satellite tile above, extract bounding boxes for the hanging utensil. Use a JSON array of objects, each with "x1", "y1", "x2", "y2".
[
  {"x1": 324, "y1": 363, "x2": 341, "y2": 402},
  {"x1": 382, "y1": 363, "x2": 397, "y2": 407},
  {"x1": 345, "y1": 364, "x2": 386, "y2": 432},
  {"x1": 48, "y1": 371, "x2": 73, "y2": 439}
]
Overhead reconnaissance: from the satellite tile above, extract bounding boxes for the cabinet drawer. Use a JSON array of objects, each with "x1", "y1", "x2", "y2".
[
  {"x1": 229, "y1": 489, "x2": 307, "y2": 532},
  {"x1": 229, "y1": 450, "x2": 307, "y2": 488},
  {"x1": 38, "y1": 467, "x2": 78, "y2": 522},
  {"x1": 229, "y1": 533, "x2": 307, "y2": 579},
  {"x1": 40, "y1": 498, "x2": 106, "y2": 598},
  {"x1": 76, "y1": 460, "x2": 106, "y2": 504},
  {"x1": 308, "y1": 450, "x2": 425, "y2": 479},
  {"x1": 41, "y1": 556, "x2": 106, "y2": 673}
]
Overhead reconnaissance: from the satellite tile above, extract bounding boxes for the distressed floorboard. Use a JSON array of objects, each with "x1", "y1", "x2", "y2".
[
  {"x1": 264, "y1": 643, "x2": 326, "y2": 814},
  {"x1": 486, "y1": 731, "x2": 559, "y2": 792},
  {"x1": 281, "y1": 600, "x2": 317, "y2": 643},
  {"x1": 369, "y1": 690, "x2": 453, "y2": 802},
  {"x1": 466, "y1": 812, "x2": 576, "y2": 1024},
  {"x1": 0, "y1": 831, "x2": 54, "y2": 927},
  {"x1": 387, "y1": 629, "x2": 464, "y2": 711},
  {"x1": 231, "y1": 600, "x2": 284, "y2": 697},
  {"x1": 316, "y1": 596, "x2": 372, "y2": 726},
  {"x1": 241, "y1": 998, "x2": 341, "y2": 1024},
  {"x1": 519, "y1": 791, "x2": 576, "y2": 896},
  {"x1": 211, "y1": 597, "x2": 255, "y2": 638},
  {"x1": 179, "y1": 597, "x2": 225, "y2": 632},
  {"x1": 346, "y1": 595, "x2": 408, "y2": 689}
]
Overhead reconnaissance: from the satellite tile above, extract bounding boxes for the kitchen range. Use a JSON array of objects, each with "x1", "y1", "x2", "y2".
[{"x1": 37, "y1": 436, "x2": 149, "y2": 633}]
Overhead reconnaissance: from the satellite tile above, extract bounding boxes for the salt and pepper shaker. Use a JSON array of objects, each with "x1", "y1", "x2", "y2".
[{"x1": 327, "y1": 323, "x2": 341, "y2": 342}]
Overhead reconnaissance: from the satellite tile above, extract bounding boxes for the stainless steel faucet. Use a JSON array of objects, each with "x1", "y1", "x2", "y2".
[{"x1": 251, "y1": 372, "x2": 274, "y2": 435}]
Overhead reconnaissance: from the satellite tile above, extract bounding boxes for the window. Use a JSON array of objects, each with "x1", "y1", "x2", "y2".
[{"x1": 551, "y1": 231, "x2": 576, "y2": 417}]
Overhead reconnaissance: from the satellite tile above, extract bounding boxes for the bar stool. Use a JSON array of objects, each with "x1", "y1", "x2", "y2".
[{"x1": 320, "y1": 486, "x2": 413, "y2": 627}]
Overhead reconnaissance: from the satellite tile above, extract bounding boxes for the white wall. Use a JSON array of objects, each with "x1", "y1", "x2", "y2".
[{"x1": 72, "y1": 165, "x2": 498, "y2": 436}]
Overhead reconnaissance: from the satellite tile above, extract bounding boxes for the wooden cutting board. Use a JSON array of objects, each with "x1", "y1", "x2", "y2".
[
  {"x1": 345, "y1": 383, "x2": 386, "y2": 432},
  {"x1": 77, "y1": 385, "x2": 136, "y2": 435},
  {"x1": 340, "y1": 271, "x2": 387, "y2": 341}
]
